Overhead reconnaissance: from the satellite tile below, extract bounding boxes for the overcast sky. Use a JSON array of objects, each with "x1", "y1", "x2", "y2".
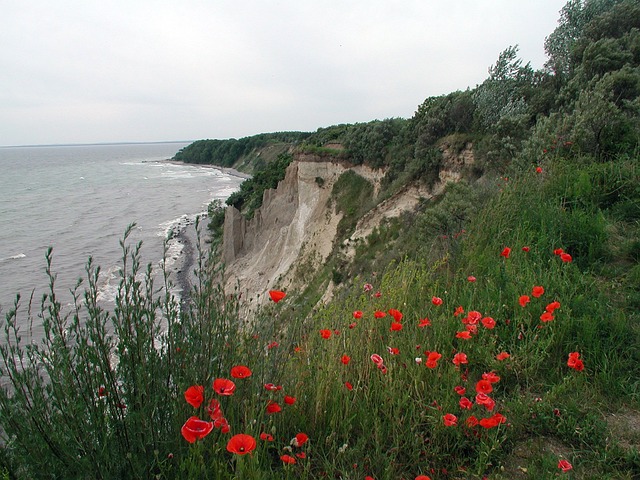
[{"x1": 1, "y1": 1, "x2": 565, "y2": 146}]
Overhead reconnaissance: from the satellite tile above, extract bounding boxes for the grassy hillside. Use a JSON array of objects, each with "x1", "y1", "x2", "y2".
[{"x1": 1, "y1": 1, "x2": 639, "y2": 478}]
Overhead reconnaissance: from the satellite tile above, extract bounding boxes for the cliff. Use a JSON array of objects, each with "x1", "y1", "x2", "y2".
[{"x1": 222, "y1": 143, "x2": 475, "y2": 307}]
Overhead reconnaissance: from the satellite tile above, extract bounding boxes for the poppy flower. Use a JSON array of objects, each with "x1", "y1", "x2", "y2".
[
  {"x1": 560, "y1": 253, "x2": 573, "y2": 263},
  {"x1": 532, "y1": 286, "x2": 544, "y2": 298},
  {"x1": 319, "y1": 329, "x2": 332, "y2": 339},
  {"x1": 415, "y1": 476, "x2": 432, "y2": 480},
  {"x1": 425, "y1": 351, "x2": 442, "y2": 369},
  {"x1": 466, "y1": 416, "x2": 479, "y2": 427},
  {"x1": 181, "y1": 416, "x2": 214, "y2": 443},
  {"x1": 475, "y1": 379, "x2": 493, "y2": 395},
  {"x1": 263, "y1": 383, "x2": 282, "y2": 391},
  {"x1": 353, "y1": 310, "x2": 363, "y2": 319},
  {"x1": 535, "y1": 166, "x2": 542, "y2": 173},
  {"x1": 459, "y1": 396, "x2": 473, "y2": 410},
  {"x1": 230, "y1": 365, "x2": 252, "y2": 379},
  {"x1": 456, "y1": 331, "x2": 472, "y2": 340},
  {"x1": 479, "y1": 417, "x2": 499, "y2": 429},
  {"x1": 418, "y1": 317, "x2": 431, "y2": 327},
  {"x1": 296, "y1": 452, "x2": 306, "y2": 459},
  {"x1": 454, "y1": 306, "x2": 464, "y2": 317},
  {"x1": 519, "y1": 295, "x2": 530, "y2": 307},
  {"x1": 281, "y1": 454, "x2": 296, "y2": 464},
  {"x1": 284, "y1": 395, "x2": 296, "y2": 405},
  {"x1": 443, "y1": 413, "x2": 457, "y2": 427},
  {"x1": 268, "y1": 290, "x2": 286, "y2": 303},
  {"x1": 539, "y1": 310, "x2": 553, "y2": 322},
  {"x1": 184, "y1": 385, "x2": 204, "y2": 408},
  {"x1": 370, "y1": 354, "x2": 384, "y2": 367},
  {"x1": 260, "y1": 432, "x2": 274, "y2": 441},
  {"x1": 345, "y1": 381, "x2": 353, "y2": 391},
  {"x1": 558, "y1": 459, "x2": 573, "y2": 472},
  {"x1": 266, "y1": 401, "x2": 282, "y2": 414},
  {"x1": 390, "y1": 322, "x2": 403, "y2": 331},
  {"x1": 374, "y1": 310, "x2": 387, "y2": 318},
  {"x1": 475, "y1": 393, "x2": 495, "y2": 411},
  {"x1": 500, "y1": 247, "x2": 511, "y2": 258},
  {"x1": 467, "y1": 275, "x2": 476, "y2": 282},
  {"x1": 388, "y1": 309, "x2": 403, "y2": 322},
  {"x1": 363, "y1": 283, "x2": 373, "y2": 292},
  {"x1": 452, "y1": 353, "x2": 468, "y2": 367},
  {"x1": 207, "y1": 399, "x2": 223, "y2": 420},
  {"x1": 387, "y1": 347, "x2": 399, "y2": 355},
  {"x1": 567, "y1": 352, "x2": 584, "y2": 371},
  {"x1": 431, "y1": 296, "x2": 443, "y2": 306},
  {"x1": 341, "y1": 355, "x2": 351, "y2": 365},
  {"x1": 98, "y1": 386, "x2": 107, "y2": 397},
  {"x1": 482, "y1": 371, "x2": 500, "y2": 383},
  {"x1": 267, "y1": 341, "x2": 279, "y2": 349},
  {"x1": 554, "y1": 248, "x2": 564, "y2": 255},
  {"x1": 454, "y1": 385, "x2": 466, "y2": 396},
  {"x1": 293, "y1": 432, "x2": 309, "y2": 447},
  {"x1": 546, "y1": 301, "x2": 561, "y2": 313},
  {"x1": 465, "y1": 311, "x2": 482, "y2": 324},
  {"x1": 522, "y1": 245, "x2": 530, "y2": 252},
  {"x1": 496, "y1": 351, "x2": 510, "y2": 361},
  {"x1": 213, "y1": 416, "x2": 230, "y2": 433},
  {"x1": 213, "y1": 378, "x2": 236, "y2": 396},
  {"x1": 481, "y1": 316, "x2": 496, "y2": 329}
]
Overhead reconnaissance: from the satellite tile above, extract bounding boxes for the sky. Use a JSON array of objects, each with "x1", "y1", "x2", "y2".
[{"x1": 0, "y1": 1, "x2": 565, "y2": 146}]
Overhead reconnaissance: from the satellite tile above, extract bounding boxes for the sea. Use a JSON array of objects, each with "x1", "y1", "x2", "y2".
[{"x1": 0, "y1": 142, "x2": 244, "y2": 330}]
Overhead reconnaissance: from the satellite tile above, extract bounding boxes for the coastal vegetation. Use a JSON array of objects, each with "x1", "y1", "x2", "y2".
[{"x1": 2, "y1": 0, "x2": 640, "y2": 478}]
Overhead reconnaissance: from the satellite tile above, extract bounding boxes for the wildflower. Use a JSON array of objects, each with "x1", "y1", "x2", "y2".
[
  {"x1": 370, "y1": 354, "x2": 384, "y2": 367},
  {"x1": 475, "y1": 393, "x2": 495, "y2": 411},
  {"x1": 443, "y1": 413, "x2": 458, "y2": 427},
  {"x1": 284, "y1": 395, "x2": 296, "y2": 405},
  {"x1": 353, "y1": 310, "x2": 363, "y2": 319},
  {"x1": 269, "y1": 290, "x2": 286, "y2": 303},
  {"x1": 267, "y1": 341, "x2": 279, "y2": 349},
  {"x1": 415, "y1": 357, "x2": 422, "y2": 364},
  {"x1": 467, "y1": 275, "x2": 476, "y2": 282},
  {"x1": 266, "y1": 401, "x2": 282, "y2": 414},
  {"x1": 213, "y1": 378, "x2": 236, "y2": 396},
  {"x1": 466, "y1": 416, "x2": 479, "y2": 427},
  {"x1": 465, "y1": 311, "x2": 482, "y2": 324},
  {"x1": 546, "y1": 301, "x2": 561, "y2": 313},
  {"x1": 522, "y1": 245, "x2": 530, "y2": 252},
  {"x1": 452, "y1": 352, "x2": 468, "y2": 367},
  {"x1": 459, "y1": 397, "x2": 473, "y2": 410},
  {"x1": 415, "y1": 475, "x2": 432, "y2": 480},
  {"x1": 296, "y1": 452, "x2": 306, "y2": 459},
  {"x1": 532, "y1": 286, "x2": 544, "y2": 298},
  {"x1": 230, "y1": 365, "x2": 252, "y2": 379},
  {"x1": 341, "y1": 355, "x2": 351, "y2": 365},
  {"x1": 500, "y1": 247, "x2": 511, "y2": 258},
  {"x1": 558, "y1": 459, "x2": 573, "y2": 472},
  {"x1": 454, "y1": 385, "x2": 466, "y2": 396},
  {"x1": 519, "y1": 295, "x2": 530, "y2": 307},
  {"x1": 363, "y1": 283, "x2": 373, "y2": 292},
  {"x1": 345, "y1": 381, "x2": 353, "y2": 391},
  {"x1": 319, "y1": 329, "x2": 332, "y2": 339},
  {"x1": 456, "y1": 331, "x2": 472, "y2": 340},
  {"x1": 181, "y1": 416, "x2": 214, "y2": 443},
  {"x1": 374, "y1": 310, "x2": 387, "y2": 318},
  {"x1": 540, "y1": 311, "x2": 554, "y2": 322},
  {"x1": 496, "y1": 351, "x2": 510, "y2": 361},
  {"x1": 263, "y1": 383, "x2": 282, "y2": 391},
  {"x1": 475, "y1": 380, "x2": 493, "y2": 395},
  {"x1": 260, "y1": 432, "x2": 274, "y2": 441},
  {"x1": 554, "y1": 248, "x2": 564, "y2": 255},
  {"x1": 206, "y1": 399, "x2": 223, "y2": 420},
  {"x1": 280, "y1": 454, "x2": 296, "y2": 464},
  {"x1": 374, "y1": 291, "x2": 382, "y2": 298},
  {"x1": 387, "y1": 346, "x2": 399, "y2": 355},
  {"x1": 418, "y1": 317, "x2": 431, "y2": 327},
  {"x1": 481, "y1": 316, "x2": 496, "y2": 329},
  {"x1": 432, "y1": 296, "x2": 443, "y2": 306},
  {"x1": 390, "y1": 321, "x2": 403, "y2": 332},
  {"x1": 388, "y1": 309, "x2": 403, "y2": 322},
  {"x1": 293, "y1": 432, "x2": 308, "y2": 447},
  {"x1": 560, "y1": 253, "x2": 573, "y2": 263},
  {"x1": 454, "y1": 306, "x2": 465, "y2": 317},
  {"x1": 214, "y1": 416, "x2": 230, "y2": 433},
  {"x1": 98, "y1": 386, "x2": 107, "y2": 397},
  {"x1": 536, "y1": 166, "x2": 542, "y2": 173},
  {"x1": 482, "y1": 371, "x2": 500, "y2": 383},
  {"x1": 184, "y1": 385, "x2": 205, "y2": 408},
  {"x1": 226, "y1": 433, "x2": 256, "y2": 455},
  {"x1": 425, "y1": 351, "x2": 442, "y2": 369},
  {"x1": 567, "y1": 352, "x2": 584, "y2": 371}
]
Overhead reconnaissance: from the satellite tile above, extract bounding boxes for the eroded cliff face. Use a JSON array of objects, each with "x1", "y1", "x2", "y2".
[{"x1": 222, "y1": 144, "x2": 475, "y2": 307}]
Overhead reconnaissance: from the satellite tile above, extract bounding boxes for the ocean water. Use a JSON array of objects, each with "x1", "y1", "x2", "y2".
[{"x1": 0, "y1": 142, "x2": 243, "y2": 321}]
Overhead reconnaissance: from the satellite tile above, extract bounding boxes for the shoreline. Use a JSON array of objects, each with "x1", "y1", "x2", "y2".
[{"x1": 146, "y1": 158, "x2": 252, "y2": 180}]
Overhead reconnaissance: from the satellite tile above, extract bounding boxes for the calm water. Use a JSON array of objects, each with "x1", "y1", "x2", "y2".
[{"x1": 0, "y1": 142, "x2": 243, "y2": 319}]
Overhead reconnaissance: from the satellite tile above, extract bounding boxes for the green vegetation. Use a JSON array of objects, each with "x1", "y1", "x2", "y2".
[{"x1": 2, "y1": 1, "x2": 640, "y2": 478}]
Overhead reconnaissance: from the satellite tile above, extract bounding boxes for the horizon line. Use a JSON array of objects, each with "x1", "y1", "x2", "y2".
[{"x1": 0, "y1": 140, "x2": 195, "y2": 149}]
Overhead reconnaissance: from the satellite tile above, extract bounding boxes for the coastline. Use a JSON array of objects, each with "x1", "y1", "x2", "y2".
[{"x1": 146, "y1": 159, "x2": 252, "y2": 180}]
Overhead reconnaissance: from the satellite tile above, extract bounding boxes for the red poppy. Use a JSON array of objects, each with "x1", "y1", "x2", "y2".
[
  {"x1": 554, "y1": 248, "x2": 564, "y2": 255},
  {"x1": 374, "y1": 310, "x2": 387, "y2": 318},
  {"x1": 454, "y1": 306, "x2": 464, "y2": 317},
  {"x1": 230, "y1": 365, "x2": 252, "y2": 379},
  {"x1": 280, "y1": 454, "x2": 296, "y2": 464},
  {"x1": 456, "y1": 331, "x2": 472, "y2": 340},
  {"x1": 319, "y1": 329, "x2": 332, "y2": 339},
  {"x1": 496, "y1": 351, "x2": 510, "y2": 361},
  {"x1": 431, "y1": 296, "x2": 443, "y2": 306},
  {"x1": 532, "y1": 286, "x2": 544, "y2": 298},
  {"x1": 467, "y1": 275, "x2": 476, "y2": 282},
  {"x1": 341, "y1": 354, "x2": 351, "y2": 365},
  {"x1": 519, "y1": 295, "x2": 530, "y2": 307},
  {"x1": 269, "y1": 290, "x2": 286, "y2": 303},
  {"x1": 560, "y1": 253, "x2": 573, "y2": 263},
  {"x1": 349, "y1": 322, "x2": 357, "y2": 329},
  {"x1": 226, "y1": 433, "x2": 256, "y2": 455},
  {"x1": 207, "y1": 399, "x2": 223, "y2": 420},
  {"x1": 294, "y1": 432, "x2": 309, "y2": 447},
  {"x1": 482, "y1": 371, "x2": 501, "y2": 383},
  {"x1": 475, "y1": 393, "x2": 495, "y2": 411},
  {"x1": 296, "y1": 452, "x2": 306, "y2": 459},
  {"x1": 98, "y1": 386, "x2": 107, "y2": 397},
  {"x1": 370, "y1": 354, "x2": 384, "y2": 367},
  {"x1": 466, "y1": 416, "x2": 479, "y2": 427},
  {"x1": 481, "y1": 316, "x2": 496, "y2": 329},
  {"x1": 284, "y1": 395, "x2": 296, "y2": 405},
  {"x1": 558, "y1": 459, "x2": 573, "y2": 472},
  {"x1": 264, "y1": 383, "x2": 282, "y2": 391},
  {"x1": 418, "y1": 317, "x2": 431, "y2": 327},
  {"x1": 184, "y1": 385, "x2": 204, "y2": 408},
  {"x1": 345, "y1": 381, "x2": 353, "y2": 391},
  {"x1": 425, "y1": 351, "x2": 442, "y2": 369},
  {"x1": 454, "y1": 385, "x2": 466, "y2": 396},
  {"x1": 567, "y1": 352, "x2": 584, "y2": 371},
  {"x1": 415, "y1": 476, "x2": 432, "y2": 480},
  {"x1": 213, "y1": 378, "x2": 236, "y2": 396},
  {"x1": 522, "y1": 245, "x2": 530, "y2": 252},
  {"x1": 353, "y1": 310, "x2": 363, "y2": 319},
  {"x1": 443, "y1": 413, "x2": 457, "y2": 427},
  {"x1": 387, "y1": 347, "x2": 399, "y2": 355},
  {"x1": 260, "y1": 432, "x2": 274, "y2": 441},
  {"x1": 390, "y1": 321, "x2": 403, "y2": 332},
  {"x1": 475, "y1": 379, "x2": 493, "y2": 395},
  {"x1": 213, "y1": 416, "x2": 230, "y2": 433},
  {"x1": 465, "y1": 310, "x2": 482, "y2": 324},
  {"x1": 459, "y1": 397, "x2": 473, "y2": 410},
  {"x1": 388, "y1": 309, "x2": 403, "y2": 322},
  {"x1": 500, "y1": 247, "x2": 511, "y2": 258},
  {"x1": 181, "y1": 416, "x2": 214, "y2": 443},
  {"x1": 266, "y1": 401, "x2": 282, "y2": 414},
  {"x1": 535, "y1": 166, "x2": 542, "y2": 173},
  {"x1": 452, "y1": 353, "x2": 468, "y2": 367},
  {"x1": 479, "y1": 417, "x2": 499, "y2": 429},
  {"x1": 267, "y1": 341, "x2": 279, "y2": 349},
  {"x1": 546, "y1": 301, "x2": 561, "y2": 313}
]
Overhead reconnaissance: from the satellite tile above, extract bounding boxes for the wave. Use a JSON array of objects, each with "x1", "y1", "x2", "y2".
[{"x1": 0, "y1": 253, "x2": 26, "y2": 262}]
